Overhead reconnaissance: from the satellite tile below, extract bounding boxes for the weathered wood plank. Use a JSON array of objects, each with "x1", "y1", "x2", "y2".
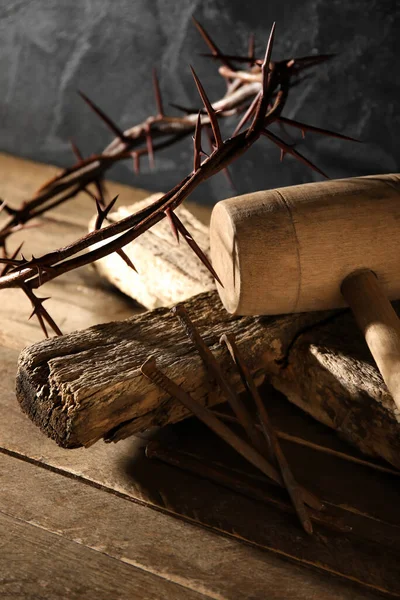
[
  {"x1": 0, "y1": 152, "x2": 151, "y2": 227},
  {"x1": 1, "y1": 451, "x2": 382, "y2": 600},
  {"x1": 16, "y1": 291, "x2": 400, "y2": 468},
  {"x1": 271, "y1": 308, "x2": 400, "y2": 465},
  {"x1": 0, "y1": 510, "x2": 208, "y2": 600},
  {"x1": 0, "y1": 270, "x2": 136, "y2": 350},
  {"x1": 16, "y1": 291, "x2": 328, "y2": 448},
  {"x1": 0, "y1": 151, "x2": 210, "y2": 228}
]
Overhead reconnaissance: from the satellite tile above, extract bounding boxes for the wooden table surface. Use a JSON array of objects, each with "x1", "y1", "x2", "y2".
[{"x1": 0, "y1": 153, "x2": 397, "y2": 600}]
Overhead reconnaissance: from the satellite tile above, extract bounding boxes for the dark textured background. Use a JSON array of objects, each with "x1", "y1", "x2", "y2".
[{"x1": 0, "y1": 0, "x2": 398, "y2": 204}]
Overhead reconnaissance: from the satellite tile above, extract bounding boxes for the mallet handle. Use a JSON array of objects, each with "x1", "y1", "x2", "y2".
[{"x1": 341, "y1": 269, "x2": 400, "y2": 413}]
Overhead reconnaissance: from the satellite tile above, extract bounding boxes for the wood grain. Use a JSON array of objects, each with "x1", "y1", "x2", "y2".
[
  {"x1": 16, "y1": 294, "x2": 400, "y2": 468},
  {"x1": 15, "y1": 291, "x2": 330, "y2": 448},
  {"x1": 0, "y1": 153, "x2": 142, "y2": 349},
  {"x1": 1, "y1": 451, "x2": 382, "y2": 600},
  {"x1": 0, "y1": 511, "x2": 208, "y2": 600},
  {"x1": 210, "y1": 174, "x2": 400, "y2": 315},
  {"x1": 271, "y1": 306, "x2": 400, "y2": 467},
  {"x1": 342, "y1": 269, "x2": 400, "y2": 414}
]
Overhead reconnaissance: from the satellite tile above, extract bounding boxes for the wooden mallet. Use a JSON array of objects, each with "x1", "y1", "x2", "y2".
[{"x1": 210, "y1": 174, "x2": 400, "y2": 412}]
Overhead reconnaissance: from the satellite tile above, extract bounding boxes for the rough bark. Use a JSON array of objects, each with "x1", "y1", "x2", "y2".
[
  {"x1": 16, "y1": 292, "x2": 400, "y2": 468},
  {"x1": 271, "y1": 308, "x2": 400, "y2": 468}
]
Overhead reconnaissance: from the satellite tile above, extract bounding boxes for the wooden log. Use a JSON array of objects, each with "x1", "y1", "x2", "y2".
[
  {"x1": 270, "y1": 307, "x2": 400, "y2": 467},
  {"x1": 89, "y1": 194, "x2": 215, "y2": 309},
  {"x1": 16, "y1": 291, "x2": 318, "y2": 448},
  {"x1": 16, "y1": 291, "x2": 400, "y2": 468}
]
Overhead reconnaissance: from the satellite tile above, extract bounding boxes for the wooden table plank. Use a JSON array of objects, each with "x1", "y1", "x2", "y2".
[
  {"x1": 0, "y1": 451, "x2": 378, "y2": 600},
  {"x1": 2, "y1": 345, "x2": 399, "y2": 527},
  {"x1": 0, "y1": 511, "x2": 208, "y2": 600},
  {"x1": 0, "y1": 151, "x2": 210, "y2": 230},
  {"x1": 0, "y1": 152, "x2": 151, "y2": 226},
  {"x1": 0, "y1": 153, "x2": 398, "y2": 599},
  {"x1": 0, "y1": 345, "x2": 398, "y2": 597}
]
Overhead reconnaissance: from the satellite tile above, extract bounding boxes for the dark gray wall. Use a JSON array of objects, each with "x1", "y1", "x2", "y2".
[{"x1": 0, "y1": 0, "x2": 398, "y2": 204}]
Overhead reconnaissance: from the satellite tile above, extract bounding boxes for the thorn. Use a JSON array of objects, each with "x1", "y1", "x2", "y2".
[
  {"x1": 248, "y1": 23, "x2": 276, "y2": 133},
  {"x1": 193, "y1": 111, "x2": 202, "y2": 172},
  {"x1": 94, "y1": 179, "x2": 107, "y2": 207},
  {"x1": 11, "y1": 242, "x2": 24, "y2": 260},
  {"x1": 36, "y1": 312, "x2": 49, "y2": 338},
  {"x1": 103, "y1": 195, "x2": 119, "y2": 218},
  {"x1": 78, "y1": 91, "x2": 126, "y2": 142},
  {"x1": 170, "y1": 211, "x2": 223, "y2": 286},
  {"x1": 29, "y1": 254, "x2": 40, "y2": 284},
  {"x1": 116, "y1": 249, "x2": 138, "y2": 273},
  {"x1": 95, "y1": 195, "x2": 119, "y2": 230},
  {"x1": 203, "y1": 127, "x2": 233, "y2": 190},
  {"x1": 107, "y1": 194, "x2": 118, "y2": 212},
  {"x1": 192, "y1": 17, "x2": 235, "y2": 70},
  {"x1": 165, "y1": 207, "x2": 180, "y2": 243},
  {"x1": 83, "y1": 187, "x2": 97, "y2": 202},
  {"x1": 199, "y1": 53, "x2": 262, "y2": 66},
  {"x1": 190, "y1": 66, "x2": 223, "y2": 149},
  {"x1": 94, "y1": 197, "x2": 103, "y2": 218},
  {"x1": 27, "y1": 295, "x2": 50, "y2": 337},
  {"x1": 70, "y1": 139, "x2": 84, "y2": 162},
  {"x1": 248, "y1": 32, "x2": 255, "y2": 62},
  {"x1": 152, "y1": 68, "x2": 164, "y2": 117},
  {"x1": 262, "y1": 128, "x2": 329, "y2": 178},
  {"x1": 0, "y1": 241, "x2": 24, "y2": 277},
  {"x1": 28, "y1": 295, "x2": 51, "y2": 320},
  {"x1": 0, "y1": 200, "x2": 17, "y2": 217},
  {"x1": 203, "y1": 125, "x2": 215, "y2": 152},
  {"x1": 145, "y1": 124, "x2": 155, "y2": 169},
  {"x1": 22, "y1": 284, "x2": 63, "y2": 338},
  {"x1": 132, "y1": 152, "x2": 140, "y2": 174},
  {"x1": 290, "y1": 53, "x2": 336, "y2": 73},
  {"x1": 232, "y1": 91, "x2": 260, "y2": 136},
  {"x1": 277, "y1": 116, "x2": 361, "y2": 143},
  {"x1": 260, "y1": 22, "x2": 276, "y2": 95}
]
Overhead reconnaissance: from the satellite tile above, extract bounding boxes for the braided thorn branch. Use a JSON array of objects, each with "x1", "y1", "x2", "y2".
[{"x1": 0, "y1": 22, "x2": 359, "y2": 336}]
